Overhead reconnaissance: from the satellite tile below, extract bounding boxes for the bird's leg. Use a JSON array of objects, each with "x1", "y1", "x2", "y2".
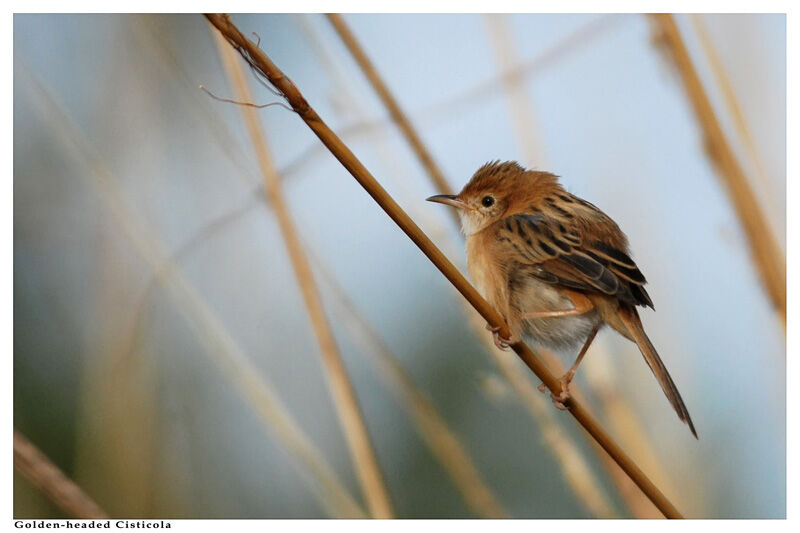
[
  {"x1": 521, "y1": 290, "x2": 594, "y2": 320},
  {"x1": 485, "y1": 323, "x2": 518, "y2": 350},
  {"x1": 541, "y1": 324, "x2": 600, "y2": 409}
]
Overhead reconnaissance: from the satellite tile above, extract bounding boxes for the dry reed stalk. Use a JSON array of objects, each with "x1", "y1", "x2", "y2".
[
  {"x1": 14, "y1": 429, "x2": 109, "y2": 519},
  {"x1": 19, "y1": 65, "x2": 367, "y2": 519},
  {"x1": 205, "y1": 13, "x2": 685, "y2": 518},
  {"x1": 539, "y1": 350, "x2": 684, "y2": 518},
  {"x1": 649, "y1": 14, "x2": 785, "y2": 326},
  {"x1": 292, "y1": 15, "x2": 448, "y2": 236},
  {"x1": 212, "y1": 30, "x2": 393, "y2": 519},
  {"x1": 309, "y1": 252, "x2": 508, "y2": 518},
  {"x1": 310, "y1": 14, "x2": 623, "y2": 147},
  {"x1": 688, "y1": 14, "x2": 784, "y2": 247},
  {"x1": 483, "y1": 14, "x2": 547, "y2": 168},
  {"x1": 325, "y1": 13, "x2": 459, "y2": 228}
]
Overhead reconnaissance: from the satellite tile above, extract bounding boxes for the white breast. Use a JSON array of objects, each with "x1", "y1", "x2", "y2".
[{"x1": 514, "y1": 276, "x2": 601, "y2": 352}]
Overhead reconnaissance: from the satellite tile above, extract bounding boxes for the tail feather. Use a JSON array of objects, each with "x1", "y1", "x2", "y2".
[{"x1": 616, "y1": 306, "x2": 697, "y2": 439}]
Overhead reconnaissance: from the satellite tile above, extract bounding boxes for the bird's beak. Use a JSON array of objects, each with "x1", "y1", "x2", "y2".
[{"x1": 426, "y1": 194, "x2": 471, "y2": 210}]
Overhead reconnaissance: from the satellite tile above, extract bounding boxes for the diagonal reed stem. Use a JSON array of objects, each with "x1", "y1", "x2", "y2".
[
  {"x1": 298, "y1": 13, "x2": 620, "y2": 517},
  {"x1": 325, "y1": 13, "x2": 459, "y2": 228},
  {"x1": 649, "y1": 14, "x2": 785, "y2": 327},
  {"x1": 212, "y1": 30, "x2": 393, "y2": 518},
  {"x1": 688, "y1": 14, "x2": 784, "y2": 251},
  {"x1": 14, "y1": 429, "x2": 109, "y2": 519},
  {"x1": 18, "y1": 63, "x2": 366, "y2": 519},
  {"x1": 205, "y1": 13, "x2": 685, "y2": 519}
]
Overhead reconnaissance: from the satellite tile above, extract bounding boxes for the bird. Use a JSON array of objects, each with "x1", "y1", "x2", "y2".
[{"x1": 427, "y1": 161, "x2": 697, "y2": 438}]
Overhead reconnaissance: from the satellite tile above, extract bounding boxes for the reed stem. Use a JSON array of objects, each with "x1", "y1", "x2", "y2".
[
  {"x1": 205, "y1": 13, "x2": 686, "y2": 518},
  {"x1": 649, "y1": 14, "x2": 785, "y2": 326},
  {"x1": 325, "y1": 13, "x2": 459, "y2": 227},
  {"x1": 14, "y1": 429, "x2": 109, "y2": 519}
]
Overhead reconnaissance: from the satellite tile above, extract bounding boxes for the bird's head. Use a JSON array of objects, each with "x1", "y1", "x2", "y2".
[{"x1": 426, "y1": 161, "x2": 559, "y2": 235}]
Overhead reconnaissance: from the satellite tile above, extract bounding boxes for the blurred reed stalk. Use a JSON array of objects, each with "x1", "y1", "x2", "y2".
[
  {"x1": 205, "y1": 13, "x2": 684, "y2": 519},
  {"x1": 292, "y1": 14, "x2": 447, "y2": 237},
  {"x1": 308, "y1": 15, "x2": 622, "y2": 151},
  {"x1": 134, "y1": 14, "x2": 262, "y2": 190},
  {"x1": 483, "y1": 14, "x2": 685, "y2": 517},
  {"x1": 19, "y1": 65, "x2": 367, "y2": 519},
  {"x1": 688, "y1": 14, "x2": 784, "y2": 248},
  {"x1": 424, "y1": 15, "x2": 623, "y2": 125},
  {"x1": 308, "y1": 250, "x2": 508, "y2": 518},
  {"x1": 14, "y1": 429, "x2": 109, "y2": 519},
  {"x1": 325, "y1": 13, "x2": 459, "y2": 229},
  {"x1": 649, "y1": 14, "x2": 785, "y2": 327},
  {"x1": 211, "y1": 29, "x2": 394, "y2": 519},
  {"x1": 242, "y1": 15, "x2": 622, "y2": 192},
  {"x1": 316, "y1": 13, "x2": 617, "y2": 518},
  {"x1": 483, "y1": 14, "x2": 547, "y2": 168},
  {"x1": 71, "y1": 38, "x2": 160, "y2": 515}
]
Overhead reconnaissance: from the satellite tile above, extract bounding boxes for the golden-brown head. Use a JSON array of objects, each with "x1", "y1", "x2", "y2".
[{"x1": 427, "y1": 161, "x2": 561, "y2": 235}]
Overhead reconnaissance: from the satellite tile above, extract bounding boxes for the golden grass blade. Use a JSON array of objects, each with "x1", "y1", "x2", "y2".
[
  {"x1": 14, "y1": 430, "x2": 109, "y2": 519},
  {"x1": 205, "y1": 13, "x2": 685, "y2": 518},
  {"x1": 649, "y1": 14, "x2": 785, "y2": 326},
  {"x1": 211, "y1": 29, "x2": 393, "y2": 518},
  {"x1": 17, "y1": 64, "x2": 366, "y2": 519}
]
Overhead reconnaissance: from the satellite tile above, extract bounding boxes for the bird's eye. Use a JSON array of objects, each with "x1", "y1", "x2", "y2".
[{"x1": 481, "y1": 196, "x2": 495, "y2": 207}]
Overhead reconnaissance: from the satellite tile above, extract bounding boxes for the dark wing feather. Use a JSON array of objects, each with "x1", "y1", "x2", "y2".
[{"x1": 498, "y1": 212, "x2": 652, "y2": 308}]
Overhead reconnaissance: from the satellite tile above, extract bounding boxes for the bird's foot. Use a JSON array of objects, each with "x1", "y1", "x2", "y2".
[
  {"x1": 538, "y1": 376, "x2": 573, "y2": 410},
  {"x1": 485, "y1": 324, "x2": 517, "y2": 350}
]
